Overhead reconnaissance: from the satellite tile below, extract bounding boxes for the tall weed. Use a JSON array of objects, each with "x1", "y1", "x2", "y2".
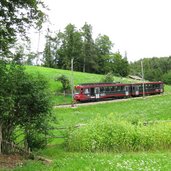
[{"x1": 66, "y1": 115, "x2": 171, "y2": 152}]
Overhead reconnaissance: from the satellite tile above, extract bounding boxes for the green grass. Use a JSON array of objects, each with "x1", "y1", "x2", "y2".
[
  {"x1": 13, "y1": 147, "x2": 171, "y2": 171},
  {"x1": 5, "y1": 66, "x2": 171, "y2": 171},
  {"x1": 54, "y1": 94, "x2": 171, "y2": 128},
  {"x1": 25, "y1": 65, "x2": 144, "y2": 105}
]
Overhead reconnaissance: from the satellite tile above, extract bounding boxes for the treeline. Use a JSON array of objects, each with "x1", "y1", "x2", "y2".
[
  {"x1": 4, "y1": 21, "x2": 171, "y2": 84},
  {"x1": 42, "y1": 23, "x2": 129, "y2": 77},
  {"x1": 130, "y1": 57, "x2": 171, "y2": 84}
]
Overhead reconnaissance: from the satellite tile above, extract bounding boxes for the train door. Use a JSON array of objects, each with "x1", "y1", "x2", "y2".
[
  {"x1": 135, "y1": 85, "x2": 139, "y2": 95},
  {"x1": 125, "y1": 86, "x2": 129, "y2": 96},
  {"x1": 95, "y1": 87, "x2": 100, "y2": 99},
  {"x1": 90, "y1": 88, "x2": 95, "y2": 96}
]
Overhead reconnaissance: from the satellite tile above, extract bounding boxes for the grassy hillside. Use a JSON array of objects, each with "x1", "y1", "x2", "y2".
[
  {"x1": 12, "y1": 93, "x2": 171, "y2": 171},
  {"x1": 25, "y1": 65, "x2": 171, "y2": 105},
  {"x1": 25, "y1": 65, "x2": 138, "y2": 105},
  {"x1": 3, "y1": 65, "x2": 171, "y2": 171}
]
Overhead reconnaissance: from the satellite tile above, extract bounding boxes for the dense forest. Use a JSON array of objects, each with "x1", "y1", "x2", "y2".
[
  {"x1": 41, "y1": 24, "x2": 171, "y2": 84},
  {"x1": 11, "y1": 22, "x2": 171, "y2": 84},
  {"x1": 130, "y1": 57, "x2": 171, "y2": 84},
  {"x1": 42, "y1": 23, "x2": 129, "y2": 77}
]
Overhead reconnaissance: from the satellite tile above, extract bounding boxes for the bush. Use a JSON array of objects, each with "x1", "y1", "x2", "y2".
[
  {"x1": 162, "y1": 71, "x2": 171, "y2": 85},
  {"x1": 66, "y1": 116, "x2": 171, "y2": 152},
  {"x1": 100, "y1": 72, "x2": 114, "y2": 83},
  {"x1": 26, "y1": 131, "x2": 47, "y2": 150},
  {"x1": 55, "y1": 74, "x2": 71, "y2": 95},
  {"x1": 0, "y1": 62, "x2": 52, "y2": 154}
]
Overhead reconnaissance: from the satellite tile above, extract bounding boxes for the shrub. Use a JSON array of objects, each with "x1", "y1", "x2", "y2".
[
  {"x1": 55, "y1": 74, "x2": 71, "y2": 95},
  {"x1": 162, "y1": 71, "x2": 171, "y2": 85},
  {"x1": 100, "y1": 72, "x2": 114, "y2": 83},
  {"x1": 66, "y1": 116, "x2": 171, "y2": 152},
  {"x1": 0, "y1": 62, "x2": 52, "y2": 154}
]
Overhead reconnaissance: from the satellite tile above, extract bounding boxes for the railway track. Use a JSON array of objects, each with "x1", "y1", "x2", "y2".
[
  {"x1": 54, "y1": 94, "x2": 164, "y2": 108},
  {"x1": 54, "y1": 98, "x2": 129, "y2": 108}
]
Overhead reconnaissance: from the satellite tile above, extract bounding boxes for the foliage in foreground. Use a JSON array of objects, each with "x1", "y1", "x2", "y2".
[
  {"x1": 0, "y1": 0, "x2": 45, "y2": 57},
  {"x1": 0, "y1": 62, "x2": 52, "y2": 154},
  {"x1": 66, "y1": 115, "x2": 171, "y2": 152}
]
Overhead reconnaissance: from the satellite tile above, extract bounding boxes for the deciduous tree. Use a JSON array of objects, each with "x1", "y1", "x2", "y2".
[
  {"x1": 0, "y1": 0, "x2": 46, "y2": 57},
  {"x1": 0, "y1": 61, "x2": 51, "y2": 154}
]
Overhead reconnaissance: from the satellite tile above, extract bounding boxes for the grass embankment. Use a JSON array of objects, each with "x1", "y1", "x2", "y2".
[
  {"x1": 25, "y1": 65, "x2": 139, "y2": 105},
  {"x1": 6, "y1": 66, "x2": 171, "y2": 171},
  {"x1": 67, "y1": 116, "x2": 171, "y2": 152},
  {"x1": 10, "y1": 93, "x2": 171, "y2": 171}
]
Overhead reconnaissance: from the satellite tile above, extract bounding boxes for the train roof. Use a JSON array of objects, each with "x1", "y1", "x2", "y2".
[
  {"x1": 75, "y1": 81, "x2": 163, "y2": 88},
  {"x1": 79, "y1": 82, "x2": 121, "y2": 85},
  {"x1": 75, "y1": 82, "x2": 129, "y2": 88}
]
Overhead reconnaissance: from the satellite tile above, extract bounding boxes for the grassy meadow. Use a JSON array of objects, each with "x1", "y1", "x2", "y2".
[
  {"x1": 25, "y1": 65, "x2": 138, "y2": 105},
  {"x1": 2, "y1": 66, "x2": 171, "y2": 171}
]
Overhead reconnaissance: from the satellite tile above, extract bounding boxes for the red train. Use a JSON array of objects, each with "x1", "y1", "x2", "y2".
[{"x1": 74, "y1": 82, "x2": 164, "y2": 102}]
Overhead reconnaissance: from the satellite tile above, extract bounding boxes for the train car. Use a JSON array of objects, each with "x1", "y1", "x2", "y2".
[
  {"x1": 131, "y1": 82, "x2": 164, "y2": 96},
  {"x1": 74, "y1": 82, "x2": 164, "y2": 102},
  {"x1": 74, "y1": 82, "x2": 131, "y2": 102}
]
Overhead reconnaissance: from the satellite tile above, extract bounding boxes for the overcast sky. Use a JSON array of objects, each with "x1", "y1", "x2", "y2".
[{"x1": 34, "y1": 0, "x2": 171, "y2": 62}]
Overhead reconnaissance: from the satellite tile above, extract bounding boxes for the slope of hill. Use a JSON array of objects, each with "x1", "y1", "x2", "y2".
[
  {"x1": 2, "y1": 65, "x2": 171, "y2": 171},
  {"x1": 25, "y1": 65, "x2": 137, "y2": 105}
]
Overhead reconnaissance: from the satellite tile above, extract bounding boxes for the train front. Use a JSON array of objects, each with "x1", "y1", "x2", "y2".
[{"x1": 74, "y1": 85, "x2": 89, "y2": 102}]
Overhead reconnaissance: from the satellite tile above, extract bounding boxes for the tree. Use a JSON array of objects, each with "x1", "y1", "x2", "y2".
[
  {"x1": 162, "y1": 71, "x2": 171, "y2": 85},
  {"x1": 57, "y1": 24, "x2": 83, "y2": 70},
  {"x1": 43, "y1": 33, "x2": 55, "y2": 68},
  {"x1": 100, "y1": 72, "x2": 114, "y2": 83},
  {"x1": 12, "y1": 45, "x2": 25, "y2": 64},
  {"x1": 56, "y1": 75, "x2": 71, "y2": 95},
  {"x1": 95, "y1": 34, "x2": 113, "y2": 74},
  {"x1": 0, "y1": 61, "x2": 52, "y2": 154},
  {"x1": 107, "y1": 52, "x2": 129, "y2": 77},
  {"x1": 0, "y1": 0, "x2": 46, "y2": 57},
  {"x1": 26, "y1": 52, "x2": 37, "y2": 65},
  {"x1": 81, "y1": 23, "x2": 98, "y2": 73},
  {"x1": 130, "y1": 57, "x2": 171, "y2": 81}
]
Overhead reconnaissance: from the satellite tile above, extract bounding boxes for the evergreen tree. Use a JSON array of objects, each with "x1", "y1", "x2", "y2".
[
  {"x1": 43, "y1": 33, "x2": 54, "y2": 68},
  {"x1": 81, "y1": 23, "x2": 98, "y2": 73},
  {"x1": 95, "y1": 34, "x2": 113, "y2": 74}
]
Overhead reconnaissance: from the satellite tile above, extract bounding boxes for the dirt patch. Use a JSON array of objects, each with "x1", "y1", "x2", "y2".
[{"x1": 0, "y1": 154, "x2": 24, "y2": 169}]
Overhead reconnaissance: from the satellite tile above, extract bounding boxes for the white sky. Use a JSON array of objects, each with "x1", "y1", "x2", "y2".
[{"x1": 32, "y1": 0, "x2": 171, "y2": 62}]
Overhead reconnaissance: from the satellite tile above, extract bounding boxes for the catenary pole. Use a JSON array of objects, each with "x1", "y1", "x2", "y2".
[
  {"x1": 71, "y1": 58, "x2": 74, "y2": 106},
  {"x1": 141, "y1": 60, "x2": 145, "y2": 98}
]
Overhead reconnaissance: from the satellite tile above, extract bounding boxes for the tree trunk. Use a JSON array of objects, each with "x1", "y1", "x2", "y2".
[
  {"x1": 0, "y1": 123, "x2": 2, "y2": 154},
  {"x1": 1, "y1": 124, "x2": 14, "y2": 154},
  {"x1": 83, "y1": 58, "x2": 85, "y2": 72}
]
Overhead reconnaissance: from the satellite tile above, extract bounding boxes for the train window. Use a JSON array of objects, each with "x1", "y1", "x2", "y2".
[
  {"x1": 121, "y1": 86, "x2": 124, "y2": 91},
  {"x1": 111, "y1": 86, "x2": 115, "y2": 92},
  {"x1": 75, "y1": 88, "x2": 80, "y2": 94},
  {"x1": 105, "y1": 87, "x2": 110, "y2": 92},
  {"x1": 125, "y1": 86, "x2": 129, "y2": 91},
  {"x1": 95, "y1": 87, "x2": 100, "y2": 94},
  {"x1": 116, "y1": 86, "x2": 121, "y2": 91},
  {"x1": 84, "y1": 88, "x2": 90, "y2": 95},
  {"x1": 135, "y1": 86, "x2": 139, "y2": 91},
  {"x1": 100, "y1": 87, "x2": 104, "y2": 93}
]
